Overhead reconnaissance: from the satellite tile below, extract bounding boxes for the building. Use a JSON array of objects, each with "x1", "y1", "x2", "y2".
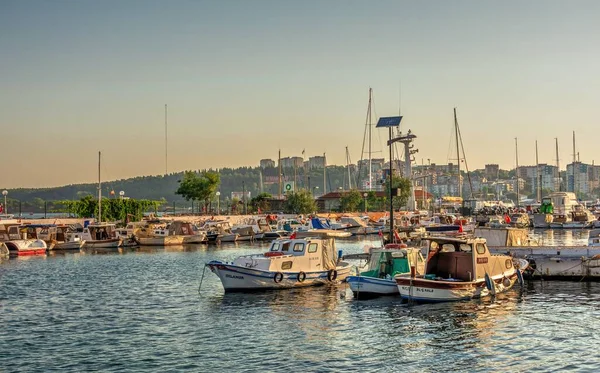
[
  {"x1": 485, "y1": 164, "x2": 500, "y2": 180},
  {"x1": 259, "y1": 159, "x2": 275, "y2": 168},
  {"x1": 566, "y1": 162, "x2": 600, "y2": 195},
  {"x1": 308, "y1": 156, "x2": 325, "y2": 169},
  {"x1": 279, "y1": 156, "x2": 304, "y2": 169}
]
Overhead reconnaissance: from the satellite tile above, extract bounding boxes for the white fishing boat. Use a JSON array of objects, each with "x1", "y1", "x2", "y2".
[
  {"x1": 201, "y1": 221, "x2": 239, "y2": 242},
  {"x1": 589, "y1": 229, "x2": 600, "y2": 247},
  {"x1": 5, "y1": 239, "x2": 48, "y2": 257},
  {"x1": 207, "y1": 230, "x2": 352, "y2": 292},
  {"x1": 75, "y1": 223, "x2": 122, "y2": 249},
  {"x1": 37, "y1": 225, "x2": 85, "y2": 250},
  {"x1": 395, "y1": 236, "x2": 527, "y2": 303},
  {"x1": 346, "y1": 244, "x2": 426, "y2": 298}
]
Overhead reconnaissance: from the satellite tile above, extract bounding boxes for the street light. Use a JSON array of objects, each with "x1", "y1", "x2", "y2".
[
  {"x1": 363, "y1": 192, "x2": 368, "y2": 213},
  {"x1": 119, "y1": 191, "x2": 125, "y2": 200},
  {"x1": 313, "y1": 186, "x2": 319, "y2": 197},
  {"x1": 2, "y1": 190, "x2": 7, "y2": 216},
  {"x1": 216, "y1": 191, "x2": 221, "y2": 214}
]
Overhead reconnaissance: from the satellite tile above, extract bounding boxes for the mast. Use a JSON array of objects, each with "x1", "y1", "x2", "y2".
[
  {"x1": 278, "y1": 149, "x2": 282, "y2": 199},
  {"x1": 368, "y1": 88, "x2": 373, "y2": 191},
  {"x1": 454, "y1": 108, "x2": 461, "y2": 198},
  {"x1": 165, "y1": 104, "x2": 168, "y2": 175},
  {"x1": 555, "y1": 138, "x2": 561, "y2": 192},
  {"x1": 323, "y1": 152, "x2": 327, "y2": 195},
  {"x1": 98, "y1": 151, "x2": 102, "y2": 222},
  {"x1": 536, "y1": 140, "x2": 541, "y2": 201},
  {"x1": 515, "y1": 138, "x2": 520, "y2": 207},
  {"x1": 346, "y1": 146, "x2": 352, "y2": 190},
  {"x1": 572, "y1": 131, "x2": 576, "y2": 195}
]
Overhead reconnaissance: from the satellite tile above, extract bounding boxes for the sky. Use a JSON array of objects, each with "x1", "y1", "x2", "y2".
[{"x1": 1, "y1": 0, "x2": 599, "y2": 188}]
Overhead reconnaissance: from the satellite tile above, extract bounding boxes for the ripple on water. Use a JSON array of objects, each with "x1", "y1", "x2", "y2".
[{"x1": 1, "y1": 239, "x2": 600, "y2": 372}]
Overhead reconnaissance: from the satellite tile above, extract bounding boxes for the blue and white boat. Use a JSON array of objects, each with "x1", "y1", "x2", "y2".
[
  {"x1": 346, "y1": 244, "x2": 425, "y2": 298},
  {"x1": 207, "y1": 230, "x2": 352, "y2": 292}
]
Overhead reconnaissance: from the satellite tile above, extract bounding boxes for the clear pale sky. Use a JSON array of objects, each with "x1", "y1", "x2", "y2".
[{"x1": 1, "y1": 0, "x2": 599, "y2": 188}]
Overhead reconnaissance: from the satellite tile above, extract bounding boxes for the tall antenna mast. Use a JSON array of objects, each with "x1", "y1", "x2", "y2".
[
  {"x1": 278, "y1": 149, "x2": 282, "y2": 199},
  {"x1": 346, "y1": 146, "x2": 352, "y2": 190},
  {"x1": 165, "y1": 104, "x2": 168, "y2": 175},
  {"x1": 368, "y1": 88, "x2": 373, "y2": 191},
  {"x1": 454, "y1": 108, "x2": 461, "y2": 198},
  {"x1": 98, "y1": 151, "x2": 102, "y2": 222},
  {"x1": 536, "y1": 140, "x2": 541, "y2": 202},
  {"x1": 323, "y1": 152, "x2": 327, "y2": 195},
  {"x1": 555, "y1": 138, "x2": 561, "y2": 192},
  {"x1": 515, "y1": 138, "x2": 520, "y2": 207},
  {"x1": 572, "y1": 131, "x2": 576, "y2": 194}
]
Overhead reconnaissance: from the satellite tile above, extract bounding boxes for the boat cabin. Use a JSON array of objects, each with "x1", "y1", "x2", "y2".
[
  {"x1": 424, "y1": 237, "x2": 514, "y2": 282},
  {"x1": 79, "y1": 223, "x2": 118, "y2": 241},
  {"x1": 361, "y1": 247, "x2": 425, "y2": 279},
  {"x1": 232, "y1": 234, "x2": 339, "y2": 273}
]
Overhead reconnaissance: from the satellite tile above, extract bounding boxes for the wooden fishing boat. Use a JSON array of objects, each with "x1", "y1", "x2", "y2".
[{"x1": 395, "y1": 236, "x2": 527, "y2": 303}]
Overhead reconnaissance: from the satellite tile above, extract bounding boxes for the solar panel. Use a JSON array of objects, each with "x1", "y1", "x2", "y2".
[{"x1": 376, "y1": 116, "x2": 402, "y2": 128}]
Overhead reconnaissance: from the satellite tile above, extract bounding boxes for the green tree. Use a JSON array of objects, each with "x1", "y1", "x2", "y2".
[
  {"x1": 284, "y1": 190, "x2": 317, "y2": 214},
  {"x1": 250, "y1": 192, "x2": 272, "y2": 212},
  {"x1": 340, "y1": 189, "x2": 363, "y2": 212},
  {"x1": 175, "y1": 170, "x2": 221, "y2": 212},
  {"x1": 384, "y1": 175, "x2": 412, "y2": 210},
  {"x1": 57, "y1": 196, "x2": 162, "y2": 222}
]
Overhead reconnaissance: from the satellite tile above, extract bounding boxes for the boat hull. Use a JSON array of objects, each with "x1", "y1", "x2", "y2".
[
  {"x1": 83, "y1": 239, "x2": 121, "y2": 249},
  {"x1": 51, "y1": 241, "x2": 85, "y2": 250},
  {"x1": 347, "y1": 276, "x2": 398, "y2": 297},
  {"x1": 182, "y1": 235, "x2": 207, "y2": 244},
  {"x1": 5, "y1": 239, "x2": 48, "y2": 257},
  {"x1": 395, "y1": 273, "x2": 519, "y2": 303},
  {"x1": 207, "y1": 261, "x2": 352, "y2": 292},
  {"x1": 135, "y1": 236, "x2": 185, "y2": 246}
]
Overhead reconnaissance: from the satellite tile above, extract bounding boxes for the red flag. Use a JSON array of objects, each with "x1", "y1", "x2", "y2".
[
  {"x1": 458, "y1": 223, "x2": 463, "y2": 233},
  {"x1": 290, "y1": 232, "x2": 297, "y2": 239},
  {"x1": 393, "y1": 230, "x2": 401, "y2": 242},
  {"x1": 378, "y1": 229, "x2": 383, "y2": 237},
  {"x1": 0, "y1": 204, "x2": 3, "y2": 214}
]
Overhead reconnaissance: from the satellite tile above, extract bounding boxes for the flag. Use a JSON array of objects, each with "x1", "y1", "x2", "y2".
[
  {"x1": 393, "y1": 230, "x2": 401, "y2": 242},
  {"x1": 0, "y1": 203, "x2": 3, "y2": 214},
  {"x1": 458, "y1": 223, "x2": 463, "y2": 233},
  {"x1": 378, "y1": 229, "x2": 383, "y2": 237},
  {"x1": 290, "y1": 232, "x2": 297, "y2": 239}
]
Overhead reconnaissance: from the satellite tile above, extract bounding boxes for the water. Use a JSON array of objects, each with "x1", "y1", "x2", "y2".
[{"x1": 1, "y1": 235, "x2": 600, "y2": 372}]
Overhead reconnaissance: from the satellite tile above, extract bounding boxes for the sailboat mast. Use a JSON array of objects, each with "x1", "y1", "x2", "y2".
[
  {"x1": 536, "y1": 140, "x2": 541, "y2": 202},
  {"x1": 515, "y1": 138, "x2": 520, "y2": 207},
  {"x1": 278, "y1": 149, "x2": 282, "y2": 199},
  {"x1": 572, "y1": 131, "x2": 576, "y2": 195},
  {"x1": 454, "y1": 108, "x2": 461, "y2": 198},
  {"x1": 368, "y1": 88, "x2": 372, "y2": 191},
  {"x1": 555, "y1": 138, "x2": 561, "y2": 192},
  {"x1": 346, "y1": 146, "x2": 352, "y2": 190},
  {"x1": 98, "y1": 151, "x2": 102, "y2": 222},
  {"x1": 165, "y1": 104, "x2": 168, "y2": 175},
  {"x1": 323, "y1": 152, "x2": 327, "y2": 195}
]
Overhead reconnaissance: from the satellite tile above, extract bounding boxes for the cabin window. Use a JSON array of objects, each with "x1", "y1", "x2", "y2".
[
  {"x1": 308, "y1": 243, "x2": 318, "y2": 253},
  {"x1": 505, "y1": 259, "x2": 513, "y2": 269},
  {"x1": 281, "y1": 261, "x2": 293, "y2": 270},
  {"x1": 293, "y1": 243, "x2": 305, "y2": 252},
  {"x1": 270, "y1": 243, "x2": 280, "y2": 252},
  {"x1": 476, "y1": 244, "x2": 486, "y2": 255},
  {"x1": 459, "y1": 244, "x2": 472, "y2": 252},
  {"x1": 440, "y1": 244, "x2": 456, "y2": 252},
  {"x1": 281, "y1": 242, "x2": 291, "y2": 252}
]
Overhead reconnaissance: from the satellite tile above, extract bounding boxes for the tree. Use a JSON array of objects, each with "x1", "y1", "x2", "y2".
[
  {"x1": 250, "y1": 192, "x2": 272, "y2": 212},
  {"x1": 175, "y1": 171, "x2": 221, "y2": 213},
  {"x1": 340, "y1": 189, "x2": 363, "y2": 212},
  {"x1": 284, "y1": 190, "x2": 317, "y2": 214},
  {"x1": 384, "y1": 175, "x2": 412, "y2": 210}
]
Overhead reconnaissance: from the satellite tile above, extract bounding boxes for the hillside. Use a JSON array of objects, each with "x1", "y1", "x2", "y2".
[{"x1": 4, "y1": 166, "x2": 357, "y2": 212}]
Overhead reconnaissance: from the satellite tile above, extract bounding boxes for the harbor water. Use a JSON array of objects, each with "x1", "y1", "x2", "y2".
[{"x1": 1, "y1": 232, "x2": 599, "y2": 372}]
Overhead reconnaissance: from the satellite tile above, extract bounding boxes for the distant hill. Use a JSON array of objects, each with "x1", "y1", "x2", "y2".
[{"x1": 5, "y1": 166, "x2": 360, "y2": 212}]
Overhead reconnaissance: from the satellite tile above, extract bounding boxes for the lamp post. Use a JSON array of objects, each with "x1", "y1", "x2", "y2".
[
  {"x1": 313, "y1": 186, "x2": 319, "y2": 197},
  {"x1": 363, "y1": 192, "x2": 368, "y2": 213},
  {"x1": 216, "y1": 191, "x2": 221, "y2": 214},
  {"x1": 2, "y1": 190, "x2": 7, "y2": 216},
  {"x1": 119, "y1": 191, "x2": 125, "y2": 200}
]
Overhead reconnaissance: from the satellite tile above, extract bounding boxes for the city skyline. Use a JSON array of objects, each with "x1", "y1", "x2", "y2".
[{"x1": 2, "y1": 1, "x2": 599, "y2": 188}]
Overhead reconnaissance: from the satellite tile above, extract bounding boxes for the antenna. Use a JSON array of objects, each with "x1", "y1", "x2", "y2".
[{"x1": 165, "y1": 104, "x2": 168, "y2": 175}]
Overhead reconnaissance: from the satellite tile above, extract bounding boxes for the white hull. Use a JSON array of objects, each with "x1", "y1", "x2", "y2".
[
  {"x1": 219, "y1": 234, "x2": 238, "y2": 242},
  {"x1": 83, "y1": 239, "x2": 121, "y2": 249},
  {"x1": 182, "y1": 235, "x2": 207, "y2": 244},
  {"x1": 347, "y1": 276, "x2": 398, "y2": 296},
  {"x1": 51, "y1": 241, "x2": 85, "y2": 250},
  {"x1": 208, "y1": 262, "x2": 352, "y2": 292},
  {"x1": 136, "y1": 236, "x2": 185, "y2": 246},
  {"x1": 396, "y1": 274, "x2": 519, "y2": 303},
  {"x1": 5, "y1": 239, "x2": 48, "y2": 256}
]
